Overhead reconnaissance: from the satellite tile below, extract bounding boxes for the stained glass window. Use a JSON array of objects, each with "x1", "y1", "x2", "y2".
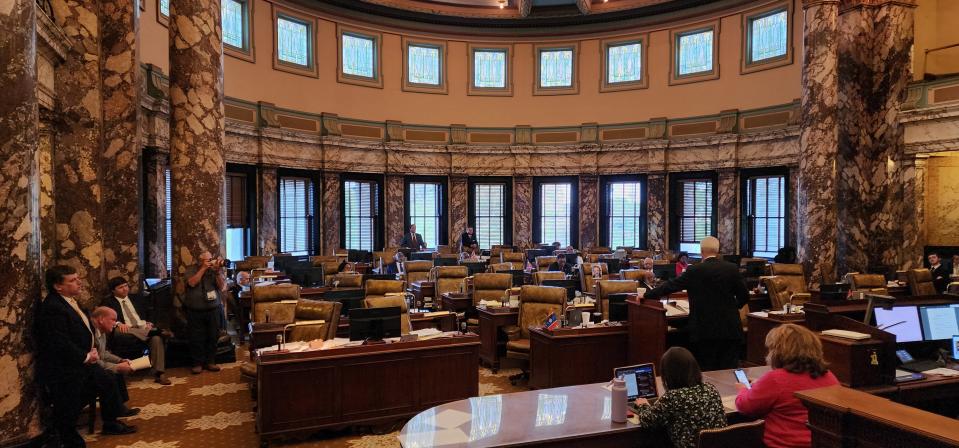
[
  {"x1": 474, "y1": 49, "x2": 506, "y2": 88},
  {"x1": 677, "y1": 29, "x2": 713, "y2": 76},
  {"x1": 607, "y1": 42, "x2": 642, "y2": 84},
  {"x1": 277, "y1": 16, "x2": 310, "y2": 67},
  {"x1": 159, "y1": 0, "x2": 169, "y2": 16},
  {"x1": 408, "y1": 44, "x2": 440, "y2": 86},
  {"x1": 343, "y1": 33, "x2": 375, "y2": 78},
  {"x1": 750, "y1": 10, "x2": 788, "y2": 63},
  {"x1": 222, "y1": 0, "x2": 245, "y2": 49},
  {"x1": 539, "y1": 49, "x2": 573, "y2": 88}
]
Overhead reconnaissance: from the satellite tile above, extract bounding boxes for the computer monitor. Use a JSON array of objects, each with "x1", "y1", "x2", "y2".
[
  {"x1": 873, "y1": 306, "x2": 923, "y2": 343},
  {"x1": 564, "y1": 253, "x2": 579, "y2": 265},
  {"x1": 289, "y1": 267, "x2": 325, "y2": 288},
  {"x1": 918, "y1": 304, "x2": 959, "y2": 341},
  {"x1": 652, "y1": 263, "x2": 676, "y2": 281},
  {"x1": 723, "y1": 255, "x2": 743, "y2": 266},
  {"x1": 542, "y1": 279, "x2": 577, "y2": 301},
  {"x1": 603, "y1": 258, "x2": 622, "y2": 274},
  {"x1": 348, "y1": 250, "x2": 372, "y2": 264},
  {"x1": 410, "y1": 251, "x2": 434, "y2": 261},
  {"x1": 272, "y1": 255, "x2": 297, "y2": 273},
  {"x1": 613, "y1": 363, "x2": 658, "y2": 401},
  {"x1": 434, "y1": 257, "x2": 458, "y2": 267},
  {"x1": 349, "y1": 306, "x2": 402, "y2": 341},
  {"x1": 743, "y1": 261, "x2": 767, "y2": 277},
  {"x1": 819, "y1": 283, "x2": 850, "y2": 301},
  {"x1": 526, "y1": 248, "x2": 551, "y2": 263},
  {"x1": 323, "y1": 288, "x2": 365, "y2": 316},
  {"x1": 952, "y1": 335, "x2": 959, "y2": 361},
  {"x1": 607, "y1": 293, "x2": 631, "y2": 322}
]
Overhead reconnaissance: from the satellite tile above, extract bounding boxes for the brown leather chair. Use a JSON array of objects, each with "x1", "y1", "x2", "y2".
[
  {"x1": 233, "y1": 260, "x2": 259, "y2": 272},
  {"x1": 631, "y1": 250, "x2": 652, "y2": 260},
  {"x1": 364, "y1": 279, "x2": 405, "y2": 302},
  {"x1": 535, "y1": 256, "x2": 557, "y2": 272},
  {"x1": 489, "y1": 262, "x2": 515, "y2": 273},
  {"x1": 244, "y1": 256, "x2": 270, "y2": 268},
  {"x1": 372, "y1": 249, "x2": 397, "y2": 274},
  {"x1": 310, "y1": 256, "x2": 341, "y2": 285},
  {"x1": 503, "y1": 285, "x2": 567, "y2": 384},
  {"x1": 532, "y1": 271, "x2": 565, "y2": 285},
  {"x1": 364, "y1": 296, "x2": 410, "y2": 334},
  {"x1": 769, "y1": 264, "x2": 808, "y2": 293},
  {"x1": 332, "y1": 273, "x2": 363, "y2": 288},
  {"x1": 597, "y1": 280, "x2": 639, "y2": 321},
  {"x1": 490, "y1": 245, "x2": 511, "y2": 258},
  {"x1": 433, "y1": 266, "x2": 469, "y2": 305},
  {"x1": 763, "y1": 266, "x2": 811, "y2": 308},
  {"x1": 696, "y1": 419, "x2": 765, "y2": 448},
  {"x1": 468, "y1": 273, "x2": 512, "y2": 331},
  {"x1": 848, "y1": 274, "x2": 889, "y2": 295},
  {"x1": 287, "y1": 299, "x2": 341, "y2": 343},
  {"x1": 436, "y1": 245, "x2": 454, "y2": 255},
  {"x1": 621, "y1": 268, "x2": 653, "y2": 284},
  {"x1": 907, "y1": 269, "x2": 937, "y2": 296},
  {"x1": 501, "y1": 251, "x2": 525, "y2": 265},
  {"x1": 251, "y1": 283, "x2": 300, "y2": 323},
  {"x1": 947, "y1": 282, "x2": 959, "y2": 295},
  {"x1": 763, "y1": 276, "x2": 796, "y2": 310},
  {"x1": 579, "y1": 262, "x2": 609, "y2": 295},
  {"x1": 402, "y1": 260, "x2": 433, "y2": 284},
  {"x1": 589, "y1": 246, "x2": 612, "y2": 255}
]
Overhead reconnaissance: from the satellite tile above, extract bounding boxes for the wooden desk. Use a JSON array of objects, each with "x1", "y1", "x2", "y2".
[
  {"x1": 797, "y1": 385, "x2": 959, "y2": 448},
  {"x1": 410, "y1": 311, "x2": 457, "y2": 332},
  {"x1": 626, "y1": 299, "x2": 688, "y2": 369},
  {"x1": 745, "y1": 312, "x2": 805, "y2": 365},
  {"x1": 249, "y1": 322, "x2": 288, "y2": 358},
  {"x1": 441, "y1": 292, "x2": 472, "y2": 314},
  {"x1": 529, "y1": 325, "x2": 628, "y2": 389},
  {"x1": 408, "y1": 281, "x2": 435, "y2": 309},
  {"x1": 398, "y1": 366, "x2": 769, "y2": 448},
  {"x1": 478, "y1": 306, "x2": 518, "y2": 372},
  {"x1": 257, "y1": 335, "x2": 479, "y2": 446}
]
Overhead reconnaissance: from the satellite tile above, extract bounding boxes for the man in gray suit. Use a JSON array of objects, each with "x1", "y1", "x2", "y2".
[{"x1": 90, "y1": 307, "x2": 138, "y2": 408}]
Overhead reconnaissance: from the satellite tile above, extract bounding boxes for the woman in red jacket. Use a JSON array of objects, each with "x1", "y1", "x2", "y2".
[{"x1": 735, "y1": 324, "x2": 839, "y2": 448}]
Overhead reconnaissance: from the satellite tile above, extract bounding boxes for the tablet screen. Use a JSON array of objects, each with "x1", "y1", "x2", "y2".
[{"x1": 614, "y1": 364, "x2": 658, "y2": 400}]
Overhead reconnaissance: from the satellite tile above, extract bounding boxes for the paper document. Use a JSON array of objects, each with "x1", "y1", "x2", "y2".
[
  {"x1": 895, "y1": 369, "x2": 914, "y2": 377},
  {"x1": 665, "y1": 300, "x2": 689, "y2": 317},
  {"x1": 749, "y1": 311, "x2": 769, "y2": 318},
  {"x1": 129, "y1": 355, "x2": 151, "y2": 371},
  {"x1": 423, "y1": 311, "x2": 450, "y2": 317},
  {"x1": 319, "y1": 338, "x2": 351, "y2": 350},
  {"x1": 410, "y1": 328, "x2": 443, "y2": 337},
  {"x1": 922, "y1": 367, "x2": 959, "y2": 376},
  {"x1": 721, "y1": 395, "x2": 738, "y2": 412}
]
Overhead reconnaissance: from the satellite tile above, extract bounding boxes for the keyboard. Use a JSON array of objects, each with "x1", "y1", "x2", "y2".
[{"x1": 899, "y1": 360, "x2": 942, "y2": 373}]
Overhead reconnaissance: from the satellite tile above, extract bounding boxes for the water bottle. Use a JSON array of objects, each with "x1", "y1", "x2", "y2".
[{"x1": 611, "y1": 377, "x2": 627, "y2": 423}]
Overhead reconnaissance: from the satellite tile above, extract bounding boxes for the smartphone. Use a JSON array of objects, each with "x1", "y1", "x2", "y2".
[{"x1": 734, "y1": 369, "x2": 751, "y2": 389}]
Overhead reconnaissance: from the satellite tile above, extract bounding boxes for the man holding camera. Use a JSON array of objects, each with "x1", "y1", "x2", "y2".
[{"x1": 183, "y1": 251, "x2": 226, "y2": 374}]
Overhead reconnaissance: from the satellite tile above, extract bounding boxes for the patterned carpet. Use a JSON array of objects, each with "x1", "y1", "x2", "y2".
[{"x1": 85, "y1": 346, "x2": 526, "y2": 448}]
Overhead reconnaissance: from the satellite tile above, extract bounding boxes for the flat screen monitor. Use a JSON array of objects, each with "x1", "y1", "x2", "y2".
[
  {"x1": 652, "y1": 263, "x2": 676, "y2": 281},
  {"x1": 613, "y1": 363, "x2": 658, "y2": 401},
  {"x1": 323, "y1": 288, "x2": 365, "y2": 316},
  {"x1": 348, "y1": 250, "x2": 372, "y2": 264},
  {"x1": 349, "y1": 306, "x2": 402, "y2": 341},
  {"x1": 603, "y1": 258, "x2": 622, "y2": 274},
  {"x1": 410, "y1": 251, "x2": 434, "y2": 261},
  {"x1": 918, "y1": 304, "x2": 959, "y2": 341},
  {"x1": 542, "y1": 279, "x2": 577, "y2": 301},
  {"x1": 873, "y1": 306, "x2": 923, "y2": 343},
  {"x1": 744, "y1": 261, "x2": 767, "y2": 277},
  {"x1": 819, "y1": 283, "x2": 850, "y2": 301},
  {"x1": 607, "y1": 293, "x2": 631, "y2": 322},
  {"x1": 526, "y1": 249, "x2": 551, "y2": 263},
  {"x1": 272, "y1": 255, "x2": 298, "y2": 273},
  {"x1": 434, "y1": 257, "x2": 458, "y2": 267},
  {"x1": 289, "y1": 267, "x2": 325, "y2": 288},
  {"x1": 723, "y1": 255, "x2": 743, "y2": 266},
  {"x1": 952, "y1": 335, "x2": 959, "y2": 361},
  {"x1": 564, "y1": 253, "x2": 579, "y2": 265}
]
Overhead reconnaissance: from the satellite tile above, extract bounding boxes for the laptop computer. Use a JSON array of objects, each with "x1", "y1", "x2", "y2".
[{"x1": 613, "y1": 363, "x2": 659, "y2": 412}]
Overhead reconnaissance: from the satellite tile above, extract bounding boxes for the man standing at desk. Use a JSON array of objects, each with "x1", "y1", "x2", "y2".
[
  {"x1": 643, "y1": 236, "x2": 748, "y2": 371},
  {"x1": 400, "y1": 223, "x2": 427, "y2": 251}
]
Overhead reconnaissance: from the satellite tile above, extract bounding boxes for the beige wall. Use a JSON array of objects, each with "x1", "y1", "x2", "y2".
[
  {"x1": 925, "y1": 154, "x2": 959, "y2": 246},
  {"x1": 141, "y1": 0, "x2": 169, "y2": 74},
  {"x1": 913, "y1": 0, "x2": 959, "y2": 80}
]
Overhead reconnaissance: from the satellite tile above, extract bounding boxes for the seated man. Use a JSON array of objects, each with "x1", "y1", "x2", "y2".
[
  {"x1": 460, "y1": 244, "x2": 480, "y2": 262},
  {"x1": 385, "y1": 251, "x2": 406, "y2": 276},
  {"x1": 547, "y1": 255, "x2": 574, "y2": 275},
  {"x1": 91, "y1": 307, "x2": 138, "y2": 409},
  {"x1": 102, "y1": 276, "x2": 171, "y2": 385}
]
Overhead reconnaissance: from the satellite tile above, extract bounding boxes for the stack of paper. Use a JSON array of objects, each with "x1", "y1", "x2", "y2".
[{"x1": 922, "y1": 367, "x2": 959, "y2": 376}]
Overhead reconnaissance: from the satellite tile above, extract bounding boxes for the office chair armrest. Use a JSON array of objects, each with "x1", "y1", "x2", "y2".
[
  {"x1": 790, "y1": 292, "x2": 811, "y2": 299},
  {"x1": 503, "y1": 325, "x2": 521, "y2": 340}
]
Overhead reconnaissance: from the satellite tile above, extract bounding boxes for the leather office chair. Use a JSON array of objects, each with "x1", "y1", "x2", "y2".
[
  {"x1": 245, "y1": 256, "x2": 270, "y2": 268},
  {"x1": 589, "y1": 246, "x2": 612, "y2": 255},
  {"x1": 432, "y1": 266, "x2": 469, "y2": 307},
  {"x1": 503, "y1": 285, "x2": 567, "y2": 385},
  {"x1": 631, "y1": 250, "x2": 652, "y2": 259},
  {"x1": 597, "y1": 280, "x2": 639, "y2": 321},
  {"x1": 468, "y1": 273, "x2": 512, "y2": 331},
  {"x1": 490, "y1": 245, "x2": 511, "y2": 258},
  {"x1": 535, "y1": 256, "x2": 557, "y2": 272},
  {"x1": 364, "y1": 279, "x2": 406, "y2": 302},
  {"x1": 233, "y1": 260, "x2": 258, "y2": 272},
  {"x1": 501, "y1": 251, "x2": 525, "y2": 265},
  {"x1": 310, "y1": 256, "x2": 341, "y2": 285},
  {"x1": 696, "y1": 419, "x2": 765, "y2": 448},
  {"x1": 402, "y1": 260, "x2": 433, "y2": 284},
  {"x1": 332, "y1": 273, "x2": 363, "y2": 288},
  {"x1": 769, "y1": 264, "x2": 809, "y2": 294},
  {"x1": 848, "y1": 274, "x2": 889, "y2": 296},
  {"x1": 489, "y1": 262, "x2": 514, "y2": 273},
  {"x1": 251, "y1": 283, "x2": 300, "y2": 323},
  {"x1": 947, "y1": 282, "x2": 959, "y2": 295},
  {"x1": 532, "y1": 271, "x2": 565, "y2": 285},
  {"x1": 372, "y1": 250, "x2": 397, "y2": 274},
  {"x1": 907, "y1": 269, "x2": 937, "y2": 296},
  {"x1": 578, "y1": 262, "x2": 609, "y2": 295},
  {"x1": 621, "y1": 269, "x2": 653, "y2": 285},
  {"x1": 764, "y1": 266, "x2": 811, "y2": 308},
  {"x1": 364, "y1": 296, "x2": 411, "y2": 334},
  {"x1": 436, "y1": 245, "x2": 454, "y2": 255}
]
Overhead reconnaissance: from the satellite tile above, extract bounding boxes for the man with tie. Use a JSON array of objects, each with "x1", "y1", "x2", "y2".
[
  {"x1": 400, "y1": 223, "x2": 427, "y2": 251},
  {"x1": 36, "y1": 266, "x2": 136, "y2": 446},
  {"x1": 928, "y1": 252, "x2": 950, "y2": 293},
  {"x1": 101, "y1": 276, "x2": 171, "y2": 385}
]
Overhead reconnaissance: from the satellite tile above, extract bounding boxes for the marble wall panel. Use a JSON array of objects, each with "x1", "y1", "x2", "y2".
[
  {"x1": 385, "y1": 175, "x2": 405, "y2": 247},
  {"x1": 259, "y1": 167, "x2": 278, "y2": 255},
  {"x1": 513, "y1": 176, "x2": 533, "y2": 248},
  {"x1": 224, "y1": 131, "x2": 259, "y2": 166},
  {"x1": 52, "y1": 0, "x2": 105, "y2": 304},
  {"x1": 525, "y1": 152, "x2": 582, "y2": 176},
  {"x1": 596, "y1": 149, "x2": 652, "y2": 175},
  {"x1": 388, "y1": 150, "x2": 450, "y2": 175},
  {"x1": 99, "y1": 0, "x2": 141, "y2": 290},
  {"x1": 579, "y1": 175, "x2": 599, "y2": 250},
  {"x1": 38, "y1": 124, "x2": 56, "y2": 274},
  {"x1": 168, "y1": 0, "x2": 225, "y2": 298},
  {"x1": 924, "y1": 156, "x2": 959, "y2": 246},
  {"x1": 325, "y1": 143, "x2": 387, "y2": 173},
  {"x1": 646, "y1": 174, "x2": 667, "y2": 252},
  {"x1": 143, "y1": 150, "x2": 168, "y2": 278},
  {"x1": 665, "y1": 140, "x2": 736, "y2": 172},
  {"x1": 450, "y1": 176, "x2": 469, "y2": 248},
  {"x1": 737, "y1": 133, "x2": 801, "y2": 168},
  {"x1": 261, "y1": 137, "x2": 322, "y2": 170},
  {"x1": 788, "y1": 165, "x2": 799, "y2": 248},
  {"x1": 0, "y1": 0, "x2": 42, "y2": 442},
  {"x1": 451, "y1": 152, "x2": 516, "y2": 176},
  {"x1": 900, "y1": 158, "x2": 925, "y2": 269},
  {"x1": 717, "y1": 169, "x2": 739, "y2": 255},
  {"x1": 321, "y1": 172, "x2": 340, "y2": 253},
  {"x1": 904, "y1": 110, "x2": 959, "y2": 152}
]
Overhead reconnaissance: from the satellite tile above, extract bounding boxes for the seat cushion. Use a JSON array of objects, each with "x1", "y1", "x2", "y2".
[
  {"x1": 239, "y1": 361, "x2": 257, "y2": 378},
  {"x1": 506, "y1": 338, "x2": 530, "y2": 353}
]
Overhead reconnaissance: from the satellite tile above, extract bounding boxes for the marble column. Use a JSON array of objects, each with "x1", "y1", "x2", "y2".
[
  {"x1": 716, "y1": 169, "x2": 739, "y2": 255},
  {"x1": 450, "y1": 175, "x2": 468, "y2": 249},
  {"x1": 513, "y1": 176, "x2": 532, "y2": 248},
  {"x1": 900, "y1": 157, "x2": 926, "y2": 270},
  {"x1": 646, "y1": 173, "x2": 667, "y2": 252},
  {"x1": 99, "y1": 0, "x2": 142, "y2": 289},
  {"x1": 0, "y1": 0, "x2": 43, "y2": 442},
  {"x1": 38, "y1": 120, "x2": 56, "y2": 275},
  {"x1": 168, "y1": 0, "x2": 225, "y2": 297},
  {"x1": 321, "y1": 172, "x2": 339, "y2": 254},
  {"x1": 142, "y1": 150, "x2": 169, "y2": 278},
  {"x1": 259, "y1": 167, "x2": 278, "y2": 255},
  {"x1": 52, "y1": 0, "x2": 105, "y2": 305},
  {"x1": 797, "y1": 0, "x2": 840, "y2": 284},
  {"x1": 579, "y1": 175, "x2": 599, "y2": 250},
  {"x1": 385, "y1": 175, "x2": 405, "y2": 248},
  {"x1": 787, "y1": 164, "x2": 799, "y2": 249}
]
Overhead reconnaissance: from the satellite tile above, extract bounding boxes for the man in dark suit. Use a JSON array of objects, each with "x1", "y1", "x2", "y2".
[
  {"x1": 547, "y1": 255, "x2": 574, "y2": 275},
  {"x1": 459, "y1": 225, "x2": 478, "y2": 253},
  {"x1": 101, "y1": 276, "x2": 171, "y2": 385},
  {"x1": 643, "y1": 237, "x2": 749, "y2": 371},
  {"x1": 36, "y1": 266, "x2": 136, "y2": 446},
  {"x1": 927, "y1": 252, "x2": 950, "y2": 293},
  {"x1": 399, "y1": 223, "x2": 427, "y2": 251}
]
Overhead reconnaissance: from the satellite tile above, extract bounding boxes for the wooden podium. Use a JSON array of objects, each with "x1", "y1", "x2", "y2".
[{"x1": 627, "y1": 298, "x2": 680, "y2": 370}]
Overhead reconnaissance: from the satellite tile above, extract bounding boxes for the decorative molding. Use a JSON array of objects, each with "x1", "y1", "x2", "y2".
[
  {"x1": 515, "y1": 125, "x2": 532, "y2": 145},
  {"x1": 450, "y1": 124, "x2": 467, "y2": 144},
  {"x1": 321, "y1": 113, "x2": 342, "y2": 136},
  {"x1": 258, "y1": 102, "x2": 282, "y2": 127},
  {"x1": 648, "y1": 117, "x2": 668, "y2": 139},
  {"x1": 717, "y1": 109, "x2": 739, "y2": 133},
  {"x1": 580, "y1": 123, "x2": 599, "y2": 143},
  {"x1": 386, "y1": 120, "x2": 404, "y2": 141}
]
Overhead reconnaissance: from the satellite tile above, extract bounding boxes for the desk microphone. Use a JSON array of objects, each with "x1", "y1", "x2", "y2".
[{"x1": 878, "y1": 320, "x2": 906, "y2": 331}]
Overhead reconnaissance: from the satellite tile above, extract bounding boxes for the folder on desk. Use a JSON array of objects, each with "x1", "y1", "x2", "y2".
[{"x1": 423, "y1": 311, "x2": 451, "y2": 318}]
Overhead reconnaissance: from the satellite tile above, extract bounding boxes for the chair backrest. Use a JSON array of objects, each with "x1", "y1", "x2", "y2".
[
  {"x1": 403, "y1": 260, "x2": 433, "y2": 284},
  {"x1": 516, "y1": 285, "x2": 567, "y2": 339},
  {"x1": 597, "y1": 280, "x2": 639, "y2": 321},
  {"x1": 364, "y1": 279, "x2": 405, "y2": 298},
  {"x1": 332, "y1": 273, "x2": 363, "y2": 288},
  {"x1": 435, "y1": 245, "x2": 452, "y2": 254},
  {"x1": 947, "y1": 282, "x2": 959, "y2": 295},
  {"x1": 535, "y1": 256, "x2": 557, "y2": 271},
  {"x1": 696, "y1": 419, "x2": 765, "y2": 448},
  {"x1": 363, "y1": 296, "x2": 410, "y2": 334},
  {"x1": 490, "y1": 245, "x2": 511, "y2": 257},
  {"x1": 289, "y1": 299, "x2": 342, "y2": 341},
  {"x1": 533, "y1": 271, "x2": 566, "y2": 285},
  {"x1": 621, "y1": 269, "x2": 652, "y2": 283},
  {"x1": 631, "y1": 250, "x2": 652, "y2": 260},
  {"x1": 589, "y1": 246, "x2": 612, "y2": 255},
  {"x1": 769, "y1": 263, "x2": 808, "y2": 294},
  {"x1": 432, "y1": 266, "x2": 469, "y2": 298},
  {"x1": 849, "y1": 274, "x2": 888, "y2": 295},
  {"x1": 763, "y1": 276, "x2": 792, "y2": 310},
  {"x1": 310, "y1": 256, "x2": 341, "y2": 284},
  {"x1": 907, "y1": 269, "x2": 937, "y2": 296},
  {"x1": 233, "y1": 260, "x2": 258, "y2": 272},
  {"x1": 251, "y1": 283, "x2": 300, "y2": 323},
  {"x1": 372, "y1": 250, "x2": 397, "y2": 271},
  {"x1": 489, "y1": 262, "x2": 513, "y2": 273},
  {"x1": 472, "y1": 273, "x2": 512, "y2": 305},
  {"x1": 501, "y1": 252, "x2": 525, "y2": 264},
  {"x1": 579, "y1": 262, "x2": 609, "y2": 294},
  {"x1": 245, "y1": 256, "x2": 270, "y2": 267}
]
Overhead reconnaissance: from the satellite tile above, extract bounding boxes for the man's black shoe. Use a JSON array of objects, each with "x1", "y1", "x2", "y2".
[
  {"x1": 119, "y1": 407, "x2": 141, "y2": 417},
  {"x1": 101, "y1": 421, "x2": 137, "y2": 435}
]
